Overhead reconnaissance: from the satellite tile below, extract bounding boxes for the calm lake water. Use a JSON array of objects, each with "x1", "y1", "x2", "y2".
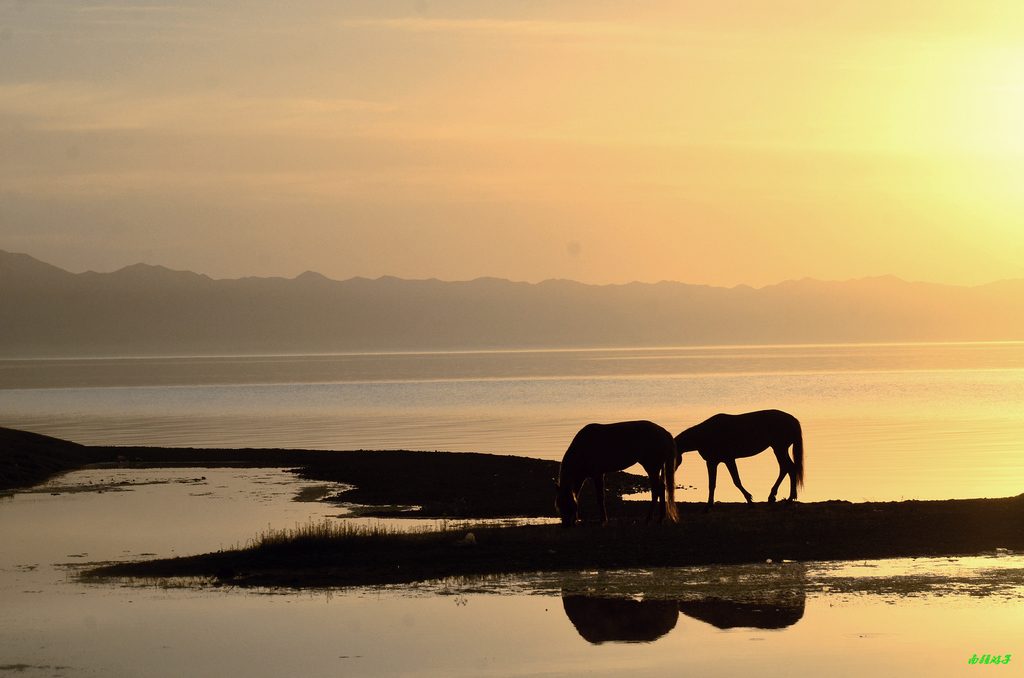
[
  {"x1": 3, "y1": 342, "x2": 1024, "y2": 501},
  {"x1": 1, "y1": 343, "x2": 1023, "y2": 676}
]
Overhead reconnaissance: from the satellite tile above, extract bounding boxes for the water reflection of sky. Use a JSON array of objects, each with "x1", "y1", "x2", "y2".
[{"x1": 1, "y1": 468, "x2": 1021, "y2": 677}]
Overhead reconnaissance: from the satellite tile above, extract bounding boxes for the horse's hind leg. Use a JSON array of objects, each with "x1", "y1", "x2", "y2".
[
  {"x1": 768, "y1": 445, "x2": 795, "y2": 502},
  {"x1": 593, "y1": 474, "x2": 609, "y2": 524},
  {"x1": 784, "y1": 445, "x2": 798, "y2": 500},
  {"x1": 645, "y1": 468, "x2": 666, "y2": 523},
  {"x1": 724, "y1": 459, "x2": 753, "y2": 503}
]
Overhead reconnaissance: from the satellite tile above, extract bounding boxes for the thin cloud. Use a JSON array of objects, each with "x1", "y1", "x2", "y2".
[
  {"x1": 72, "y1": 5, "x2": 198, "y2": 12},
  {"x1": 0, "y1": 83, "x2": 397, "y2": 133},
  {"x1": 337, "y1": 17, "x2": 633, "y2": 38},
  {"x1": 333, "y1": 15, "x2": 741, "y2": 52}
]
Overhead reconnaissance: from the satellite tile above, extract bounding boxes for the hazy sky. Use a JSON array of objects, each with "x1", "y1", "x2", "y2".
[{"x1": 3, "y1": 1, "x2": 1024, "y2": 287}]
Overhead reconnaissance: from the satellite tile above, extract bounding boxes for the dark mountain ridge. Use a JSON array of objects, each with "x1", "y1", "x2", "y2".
[{"x1": 2, "y1": 249, "x2": 1023, "y2": 357}]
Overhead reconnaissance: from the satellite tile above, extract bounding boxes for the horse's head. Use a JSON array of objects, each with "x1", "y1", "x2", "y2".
[{"x1": 554, "y1": 482, "x2": 578, "y2": 527}]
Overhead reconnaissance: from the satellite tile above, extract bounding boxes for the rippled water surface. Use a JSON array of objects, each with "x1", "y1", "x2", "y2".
[{"x1": 2, "y1": 343, "x2": 1023, "y2": 502}]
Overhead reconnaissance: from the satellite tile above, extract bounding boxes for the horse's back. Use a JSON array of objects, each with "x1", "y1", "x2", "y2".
[
  {"x1": 573, "y1": 420, "x2": 674, "y2": 451},
  {"x1": 711, "y1": 410, "x2": 798, "y2": 434},
  {"x1": 680, "y1": 409, "x2": 800, "y2": 454},
  {"x1": 740, "y1": 409, "x2": 800, "y2": 434},
  {"x1": 566, "y1": 420, "x2": 674, "y2": 474}
]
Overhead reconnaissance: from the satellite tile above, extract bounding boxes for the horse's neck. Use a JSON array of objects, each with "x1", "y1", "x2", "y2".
[
  {"x1": 558, "y1": 454, "x2": 590, "y2": 494},
  {"x1": 677, "y1": 431, "x2": 701, "y2": 452}
]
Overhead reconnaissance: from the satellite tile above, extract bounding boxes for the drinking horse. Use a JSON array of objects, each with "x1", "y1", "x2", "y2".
[
  {"x1": 675, "y1": 409, "x2": 803, "y2": 509},
  {"x1": 555, "y1": 420, "x2": 679, "y2": 527}
]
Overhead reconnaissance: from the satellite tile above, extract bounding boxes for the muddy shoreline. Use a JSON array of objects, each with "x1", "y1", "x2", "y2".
[{"x1": 1, "y1": 426, "x2": 644, "y2": 518}]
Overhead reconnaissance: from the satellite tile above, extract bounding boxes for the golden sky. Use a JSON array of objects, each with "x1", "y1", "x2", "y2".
[{"x1": 2, "y1": 1, "x2": 1024, "y2": 287}]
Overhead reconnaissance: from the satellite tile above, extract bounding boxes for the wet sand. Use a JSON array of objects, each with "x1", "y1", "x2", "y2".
[{"x1": 3, "y1": 426, "x2": 1023, "y2": 587}]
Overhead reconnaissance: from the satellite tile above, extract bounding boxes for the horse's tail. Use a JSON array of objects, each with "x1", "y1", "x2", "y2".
[
  {"x1": 793, "y1": 420, "x2": 804, "y2": 489},
  {"x1": 663, "y1": 442, "x2": 679, "y2": 523}
]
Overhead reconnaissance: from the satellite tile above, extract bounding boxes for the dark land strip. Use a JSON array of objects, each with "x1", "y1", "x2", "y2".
[
  {"x1": 0, "y1": 426, "x2": 603, "y2": 518},
  {"x1": 3, "y1": 426, "x2": 1023, "y2": 588}
]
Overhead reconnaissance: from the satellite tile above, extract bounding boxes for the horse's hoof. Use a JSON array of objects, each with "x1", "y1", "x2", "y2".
[{"x1": 767, "y1": 496, "x2": 777, "y2": 504}]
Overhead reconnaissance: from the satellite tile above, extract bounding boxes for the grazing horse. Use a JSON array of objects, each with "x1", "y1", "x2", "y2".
[
  {"x1": 555, "y1": 420, "x2": 679, "y2": 527},
  {"x1": 675, "y1": 409, "x2": 803, "y2": 509}
]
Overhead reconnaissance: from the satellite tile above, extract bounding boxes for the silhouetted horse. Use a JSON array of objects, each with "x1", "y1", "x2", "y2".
[
  {"x1": 563, "y1": 594, "x2": 804, "y2": 642},
  {"x1": 562, "y1": 595, "x2": 679, "y2": 643},
  {"x1": 675, "y1": 409, "x2": 803, "y2": 509},
  {"x1": 677, "y1": 596, "x2": 805, "y2": 630},
  {"x1": 555, "y1": 420, "x2": 678, "y2": 527}
]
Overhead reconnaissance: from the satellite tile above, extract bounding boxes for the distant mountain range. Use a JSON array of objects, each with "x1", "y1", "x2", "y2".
[{"x1": 3, "y1": 249, "x2": 1024, "y2": 357}]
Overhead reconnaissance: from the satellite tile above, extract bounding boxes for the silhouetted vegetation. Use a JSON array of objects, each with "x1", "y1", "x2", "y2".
[{"x1": 84, "y1": 496, "x2": 1024, "y2": 588}]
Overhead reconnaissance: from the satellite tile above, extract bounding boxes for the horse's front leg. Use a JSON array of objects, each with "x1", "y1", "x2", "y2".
[
  {"x1": 593, "y1": 474, "x2": 609, "y2": 524},
  {"x1": 705, "y1": 460, "x2": 719, "y2": 511},
  {"x1": 724, "y1": 459, "x2": 753, "y2": 503}
]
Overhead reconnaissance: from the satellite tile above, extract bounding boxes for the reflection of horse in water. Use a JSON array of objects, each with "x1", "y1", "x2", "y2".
[
  {"x1": 555, "y1": 421, "x2": 678, "y2": 527},
  {"x1": 562, "y1": 595, "x2": 679, "y2": 644},
  {"x1": 675, "y1": 409, "x2": 803, "y2": 509},
  {"x1": 562, "y1": 591, "x2": 805, "y2": 643},
  {"x1": 677, "y1": 596, "x2": 805, "y2": 630}
]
